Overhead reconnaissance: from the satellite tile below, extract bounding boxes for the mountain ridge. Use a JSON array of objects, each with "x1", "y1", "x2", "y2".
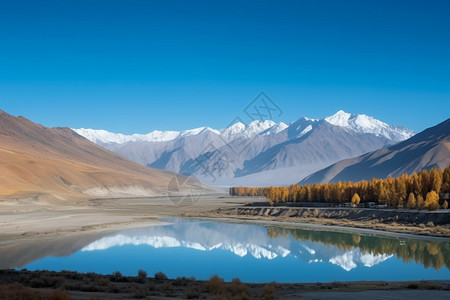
[
  {"x1": 300, "y1": 118, "x2": 450, "y2": 184},
  {"x1": 73, "y1": 110, "x2": 413, "y2": 145},
  {"x1": 73, "y1": 111, "x2": 416, "y2": 186},
  {"x1": 0, "y1": 109, "x2": 203, "y2": 202}
]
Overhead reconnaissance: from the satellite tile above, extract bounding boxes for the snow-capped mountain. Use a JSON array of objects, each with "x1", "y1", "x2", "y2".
[
  {"x1": 73, "y1": 111, "x2": 415, "y2": 186},
  {"x1": 74, "y1": 126, "x2": 221, "y2": 144},
  {"x1": 300, "y1": 118, "x2": 450, "y2": 184},
  {"x1": 324, "y1": 110, "x2": 412, "y2": 141},
  {"x1": 74, "y1": 121, "x2": 281, "y2": 145}
]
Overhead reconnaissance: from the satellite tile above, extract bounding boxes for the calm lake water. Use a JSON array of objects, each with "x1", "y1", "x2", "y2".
[{"x1": 12, "y1": 218, "x2": 450, "y2": 283}]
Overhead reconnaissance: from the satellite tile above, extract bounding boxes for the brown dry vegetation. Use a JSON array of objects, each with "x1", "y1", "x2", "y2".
[{"x1": 0, "y1": 270, "x2": 449, "y2": 300}]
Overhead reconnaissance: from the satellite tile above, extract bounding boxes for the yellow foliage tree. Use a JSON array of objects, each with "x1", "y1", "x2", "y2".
[
  {"x1": 425, "y1": 191, "x2": 440, "y2": 211},
  {"x1": 406, "y1": 193, "x2": 416, "y2": 209},
  {"x1": 351, "y1": 193, "x2": 360, "y2": 207},
  {"x1": 229, "y1": 166, "x2": 449, "y2": 211},
  {"x1": 416, "y1": 194, "x2": 425, "y2": 210}
]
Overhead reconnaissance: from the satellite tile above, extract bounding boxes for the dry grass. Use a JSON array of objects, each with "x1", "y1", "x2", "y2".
[
  {"x1": 47, "y1": 289, "x2": 70, "y2": 300},
  {"x1": 1, "y1": 269, "x2": 448, "y2": 300},
  {"x1": 207, "y1": 275, "x2": 225, "y2": 294},
  {"x1": 0, "y1": 283, "x2": 42, "y2": 300},
  {"x1": 260, "y1": 283, "x2": 276, "y2": 300}
]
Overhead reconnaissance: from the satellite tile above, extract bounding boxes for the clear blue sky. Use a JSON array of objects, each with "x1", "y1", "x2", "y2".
[{"x1": 1, "y1": 0, "x2": 449, "y2": 134}]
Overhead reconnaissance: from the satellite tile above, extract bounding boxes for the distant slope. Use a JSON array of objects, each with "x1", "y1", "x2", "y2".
[
  {"x1": 0, "y1": 110, "x2": 202, "y2": 202},
  {"x1": 300, "y1": 119, "x2": 450, "y2": 184}
]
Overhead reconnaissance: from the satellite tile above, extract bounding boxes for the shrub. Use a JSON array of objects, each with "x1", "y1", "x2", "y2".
[
  {"x1": 174, "y1": 276, "x2": 191, "y2": 286},
  {"x1": 161, "y1": 282, "x2": 173, "y2": 295},
  {"x1": 260, "y1": 283, "x2": 276, "y2": 300},
  {"x1": 229, "y1": 278, "x2": 248, "y2": 298},
  {"x1": 96, "y1": 278, "x2": 109, "y2": 286},
  {"x1": 133, "y1": 286, "x2": 148, "y2": 298},
  {"x1": 137, "y1": 269, "x2": 147, "y2": 278},
  {"x1": 185, "y1": 284, "x2": 200, "y2": 299},
  {"x1": 112, "y1": 271, "x2": 122, "y2": 278},
  {"x1": 207, "y1": 275, "x2": 224, "y2": 294},
  {"x1": 154, "y1": 271, "x2": 168, "y2": 281}
]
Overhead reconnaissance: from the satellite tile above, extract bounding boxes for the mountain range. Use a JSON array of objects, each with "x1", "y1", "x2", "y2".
[
  {"x1": 300, "y1": 118, "x2": 450, "y2": 184},
  {"x1": 74, "y1": 110, "x2": 415, "y2": 186},
  {"x1": 0, "y1": 110, "x2": 202, "y2": 202}
]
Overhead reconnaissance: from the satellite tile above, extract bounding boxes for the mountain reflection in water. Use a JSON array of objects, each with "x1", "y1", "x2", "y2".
[
  {"x1": 5, "y1": 218, "x2": 448, "y2": 282},
  {"x1": 80, "y1": 219, "x2": 448, "y2": 272}
]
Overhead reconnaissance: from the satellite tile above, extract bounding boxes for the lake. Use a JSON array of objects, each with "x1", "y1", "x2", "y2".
[{"x1": 5, "y1": 218, "x2": 450, "y2": 283}]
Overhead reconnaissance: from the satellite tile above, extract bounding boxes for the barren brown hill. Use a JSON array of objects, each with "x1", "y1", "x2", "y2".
[{"x1": 0, "y1": 110, "x2": 200, "y2": 202}]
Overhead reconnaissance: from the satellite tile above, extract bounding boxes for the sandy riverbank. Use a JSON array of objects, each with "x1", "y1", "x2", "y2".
[
  {"x1": 2, "y1": 194, "x2": 449, "y2": 243},
  {"x1": 0, "y1": 194, "x2": 247, "y2": 241}
]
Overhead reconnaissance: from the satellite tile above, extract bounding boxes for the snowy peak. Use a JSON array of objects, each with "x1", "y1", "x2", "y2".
[
  {"x1": 72, "y1": 127, "x2": 219, "y2": 144},
  {"x1": 259, "y1": 122, "x2": 288, "y2": 136},
  {"x1": 74, "y1": 120, "x2": 280, "y2": 145},
  {"x1": 324, "y1": 110, "x2": 352, "y2": 127},
  {"x1": 220, "y1": 120, "x2": 276, "y2": 140},
  {"x1": 74, "y1": 110, "x2": 414, "y2": 146},
  {"x1": 324, "y1": 110, "x2": 415, "y2": 141}
]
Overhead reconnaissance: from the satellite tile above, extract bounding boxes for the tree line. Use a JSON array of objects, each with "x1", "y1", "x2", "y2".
[{"x1": 229, "y1": 166, "x2": 450, "y2": 210}]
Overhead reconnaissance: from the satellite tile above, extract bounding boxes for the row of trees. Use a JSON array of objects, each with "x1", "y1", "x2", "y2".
[{"x1": 229, "y1": 166, "x2": 450, "y2": 210}]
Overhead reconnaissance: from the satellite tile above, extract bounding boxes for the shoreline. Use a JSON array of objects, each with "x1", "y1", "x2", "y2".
[
  {"x1": 182, "y1": 204, "x2": 450, "y2": 238},
  {"x1": 1, "y1": 195, "x2": 449, "y2": 243},
  {"x1": 185, "y1": 216, "x2": 450, "y2": 241},
  {"x1": 1, "y1": 269, "x2": 449, "y2": 300}
]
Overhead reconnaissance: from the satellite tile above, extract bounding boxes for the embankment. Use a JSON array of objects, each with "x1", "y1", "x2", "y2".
[{"x1": 184, "y1": 206, "x2": 450, "y2": 237}]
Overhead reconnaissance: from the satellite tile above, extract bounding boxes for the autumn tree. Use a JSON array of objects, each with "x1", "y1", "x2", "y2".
[
  {"x1": 430, "y1": 168, "x2": 443, "y2": 193},
  {"x1": 230, "y1": 166, "x2": 449, "y2": 211},
  {"x1": 351, "y1": 193, "x2": 360, "y2": 207},
  {"x1": 406, "y1": 193, "x2": 416, "y2": 209},
  {"x1": 280, "y1": 186, "x2": 289, "y2": 202},
  {"x1": 441, "y1": 166, "x2": 450, "y2": 193},
  {"x1": 425, "y1": 191, "x2": 440, "y2": 211},
  {"x1": 416, "y1": 194, "x2": 425, "y2": 210},
  {"x1": 443, "y1": 201, "x2": 448, "y2": 210}
]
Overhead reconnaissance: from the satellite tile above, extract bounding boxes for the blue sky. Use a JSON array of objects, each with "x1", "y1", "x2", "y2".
[{"x1": 1, "y1": 0, "x2": 449, "y2": 134}]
